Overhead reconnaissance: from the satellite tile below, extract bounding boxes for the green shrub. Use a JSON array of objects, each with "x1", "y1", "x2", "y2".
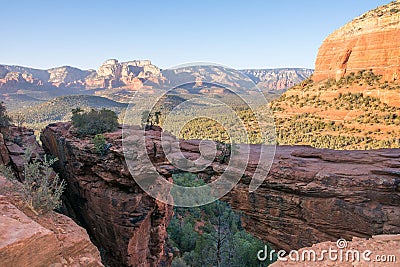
[
  {"x1": 93, "y1": 134, "x2": 107, "y2": 155},
  {"x1": 0, "y1": 101, "x2": 12, "y2": 132},
  {"x1": 71, "y1": 108, "x2": 119, "y2": 136},
  {"x1": 171, "y1": 258, "x2": 189, "y2": 267},
  {"x1": 0, "y1": 149, "x2": 66, "y2": 215}
]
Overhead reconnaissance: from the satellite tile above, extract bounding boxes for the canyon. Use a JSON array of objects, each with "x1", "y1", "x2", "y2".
[
  {"x1": 40, "y1": 122, "x2": 400, "y2": 266},
  {"x1": 40, "y1": 124, "x2": 173, "y2": 267},
  {"x1": 0, "y1": 1, "x2": 399, "y2": 266}
]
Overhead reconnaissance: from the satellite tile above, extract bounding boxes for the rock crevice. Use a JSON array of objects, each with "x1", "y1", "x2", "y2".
[{"x1": 41, "y1": 123, "x2": 173, "y2": 267}]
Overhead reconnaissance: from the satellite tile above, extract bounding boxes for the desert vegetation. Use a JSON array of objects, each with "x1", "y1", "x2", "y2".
[
  {"x1": 8, "y1": 95, "x2": 127, "y2": 134},
  {"x1": 270, "y1": 70, "x2": 400, "y2": 149},
  {"x1": 168, "y1": 173, "x2": 275, "y2": 267},
  {"x1": 0, "y1": 149, "x2": 65, "y2": 215},
  {"x1": 71, "y1": 108, "x2": 119, "y2": 136},
  {"x1": 1, "y1": 70, "x2": 398, "y2": 150},
  {"x1": 0, "y1": 101, "x2": 12, "y2": 132},
  {"x1": 92, "y1": 134, "x2": 108, "y2": 155}
]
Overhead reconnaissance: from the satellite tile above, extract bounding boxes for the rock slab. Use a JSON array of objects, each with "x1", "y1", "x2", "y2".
[{"x1": 0, "y1": 194, "x2": 103, "y2": 267}]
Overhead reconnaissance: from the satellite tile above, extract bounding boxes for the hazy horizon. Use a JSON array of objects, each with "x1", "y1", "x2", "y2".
[{"x1": 1, "y1": 0, "x2": 391, "y2": 70}]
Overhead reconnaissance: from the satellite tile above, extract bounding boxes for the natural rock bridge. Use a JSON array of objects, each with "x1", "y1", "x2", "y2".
[{"x1": 41, "y1": 122, "x2": 400, "y2": 267}]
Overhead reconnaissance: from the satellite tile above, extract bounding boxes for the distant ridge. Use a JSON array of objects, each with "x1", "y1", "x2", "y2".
[
  {"x1": 14, "y1": 95, "x2": 128, "y2": 124},
  {"x1": 240, "y1": 68, "x2": 313, "y2": 90},
  {"x1": 0, "y1": 59, "x2": 313, "y2": 92}
]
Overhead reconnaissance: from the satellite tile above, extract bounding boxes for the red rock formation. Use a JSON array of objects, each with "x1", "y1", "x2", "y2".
[
  {"x1": 48, "y1": 66, "x2": 93, "y2": 89},
  {"x1": 0, "y1": 181, "x2": 103, "y2": 267},
  {"x1": 2, "y1": 127, "x2": 45, "y2": 178},
  {"x1": 313, "y1": 1, "x2": 400, "y2": 82},
  {"x1": 224, "y1": 146, "x2": 400, "y2": 251},
  {"x1": 0, "y1": 72, "x2": 43, "y2": 91},
  {"x1": 0, "y1": 126, "x2": 104, "y2": 266},
  {"x1": 0, "y1": 61, "x2": 313, "y2": 95},
  {"x1": 84, "y1": 59, "x2": 161, "y2": 90},
  {"x1": 41, "y1": 123, "x2": 173, "y2": 267},
  {"x1": 41, "y1": 123, "x2": 400, "y2": 257},
  {"x1": 120, "y1": 76, "x2": 144, "y2": 90},
  {"x1": 0, "y1": 59, "x2": 160, "y2": 92}
]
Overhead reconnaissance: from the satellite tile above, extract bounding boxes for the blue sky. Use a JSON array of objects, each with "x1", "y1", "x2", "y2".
[{"x1": 0, "y1": 0, "x2": 391, "y2": 70}]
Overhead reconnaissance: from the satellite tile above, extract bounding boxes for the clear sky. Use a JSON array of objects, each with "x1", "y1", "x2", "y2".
[{"x1": 0, "y1": 0, "x2": 391, "y2": 70}]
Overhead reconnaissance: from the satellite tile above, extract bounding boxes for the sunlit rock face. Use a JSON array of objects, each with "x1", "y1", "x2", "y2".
[
  {"x1": 313, "y1": 1, "x2": 400, "y2": 82},
  {"x1": 84, "y1": 59, "x2": 161, "y2": 89}
]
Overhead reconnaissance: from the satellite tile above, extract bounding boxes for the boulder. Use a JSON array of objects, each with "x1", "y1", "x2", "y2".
[{"x1": 0, "y1": 193, "x2": 103, "y2": 267}]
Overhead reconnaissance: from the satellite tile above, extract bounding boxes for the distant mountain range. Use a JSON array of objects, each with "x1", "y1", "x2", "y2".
[
  {"x1": 0, "y1": 60, "x2": 313, "y2": 94},
  {"x1": 241, "y1": 68, "x2": 313, "y2": 90}
]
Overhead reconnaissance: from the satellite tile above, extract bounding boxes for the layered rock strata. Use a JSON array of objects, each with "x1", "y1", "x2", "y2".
[
  {"x1": 313, "y1": 1, "x2": 400, "y2": 82},
  {"x1": 41, "y1": 123, "x2": 173, "y2": 267}
]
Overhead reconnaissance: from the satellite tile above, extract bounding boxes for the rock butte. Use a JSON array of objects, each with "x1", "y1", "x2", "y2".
[
  {"x1": 313, "y1": 1, "x2": 400, "y2": 82},
  {"x1": 40, "y1": 123, "x2": 400, "y2": 266}
]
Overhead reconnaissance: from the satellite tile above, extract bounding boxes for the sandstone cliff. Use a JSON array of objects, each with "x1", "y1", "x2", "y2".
[
  {"x1": 85, "y1": 59, "x2": 160, "y2": 90},
  {"x1": 41, "y1": 123, "x2": 173, "y2": 267},
  {"x1": 41, "y1": 123, "x2": 400, "y2": 257},
  {"x1": 0, "y1": 126, "x2": 45, "y2": 179},
  {"x1": 0, "y1": 70, "x2": 44, "y2": 90},
  {"x1": 313, "y1": 1, "x2": 400, "y2": 82},
  {"x1": 224, "y1": 146, "x2": 400, "y2": 251},
  {"x1": 48, "y1": 66, "x2": 94, "y2": 87},
  {"x1": 272, "y1": 1, "x2": 400, "y2": 150}
]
